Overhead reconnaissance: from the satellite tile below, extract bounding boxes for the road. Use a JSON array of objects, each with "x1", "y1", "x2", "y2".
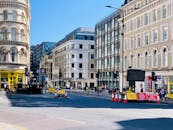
[{"x1": 0, "y1": 91, "x2": 173, "y2": 130}]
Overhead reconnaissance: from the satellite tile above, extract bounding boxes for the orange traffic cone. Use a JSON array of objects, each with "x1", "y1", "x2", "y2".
[
  {"x1": 157, "y1": 94, "x2": 160, "y2": 104},
  {"x1": 124, "y1": 94, "x2": 128, "y2": 103},
  {"x1": 112, "y1": 92, "x2": 115, "y2": 102}
]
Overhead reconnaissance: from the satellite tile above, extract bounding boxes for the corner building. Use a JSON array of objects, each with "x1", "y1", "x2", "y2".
[
  {"x1": 120, "y1": 0, "x2": 173, "y2": 93},
  {"x1": 0, "y1": 0, "x2": 31, "y2": 89}
]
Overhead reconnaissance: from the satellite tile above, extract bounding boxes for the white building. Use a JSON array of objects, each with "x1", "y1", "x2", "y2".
[{"x1": 52, "y1": 27, "x2": 96, "y2": 89}]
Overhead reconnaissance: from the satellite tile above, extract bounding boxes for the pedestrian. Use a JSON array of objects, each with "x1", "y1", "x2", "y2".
[{"x1": 160, "y1": 88, "x2": 165, "y2": 100}]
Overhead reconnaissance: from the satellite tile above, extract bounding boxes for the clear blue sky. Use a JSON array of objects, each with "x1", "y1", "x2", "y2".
[{"x1": 30, "y1": 0, "x2": 124, "y2": 45}]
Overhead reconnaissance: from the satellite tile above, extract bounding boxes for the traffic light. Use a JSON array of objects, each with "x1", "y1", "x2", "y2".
[{"x1": 152, "y1": 72, "x2": 157, "y2": 81}]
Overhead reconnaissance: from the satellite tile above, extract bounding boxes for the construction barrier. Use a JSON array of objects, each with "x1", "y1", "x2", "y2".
[{"x1": 111, "y1": 92, "x2": 160, "y2": 104}]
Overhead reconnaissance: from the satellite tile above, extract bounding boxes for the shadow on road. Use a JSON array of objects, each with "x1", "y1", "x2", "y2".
[
  {"x1": 116, "y1": 118, "x2": 173, "y2": 130},
  {"x1": 4, "y1": 92, "x2": 173, "y2": 109}
]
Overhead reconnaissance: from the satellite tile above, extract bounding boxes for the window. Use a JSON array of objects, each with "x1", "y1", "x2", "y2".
[
  {"x1": 91, "y1": 45, "x2": 94, "y2": 49},
  {"x1": 153, "y1": 50, "x2": 157, "y2": 67},
  {"x1": 79, "y1": 54, "x2": 83, "y2": 59},
  {"x1": 162, "y1": 26, "x2": 168, "y2": 41},
  {"x1": 137, "y1": 53, "x2": 140, "y2": 68},
  {"x1": 71, "y1": 63, "x2": 74, "y2": 68},
  {"x1": 71, "y1": 54, "x2": 75, "y2": 58},
  {"x1": 130, "y1": 20, "x2": 133, "y2": 31},
  {"x1": 137, "y1": 34, "x2": 141, "y2": 47},
  {"x1": 162, "y1": 5, "x2": 167, "y2": 19},
  {"x1": 130, "y1": 55, "x2": 133, "y2": 68},
  {"x1": 79, "y1": 63, "x2": 83, "y2": 68},
  {"x1": 144, "y1": 13, "x2": 148, "y2": 25},
  {"x1": 20, "y1": 29, "x2": 25, "y2": 41},
  {"x1": 71, "y1": 73, "x2": 74, "y2": 78},
  {"x1": 91, "y1": 64, "x2": 94, "y2": 68},
  {"x1": 130, "y1": 37, "x2": 134, "y2": 49},
  {"x1": 91, "y1": 73, "x2": 94, "y2": 79},
  {"x1": 79, "y1": 44, "x2": 83, "y2": 49},
  {"x1": 144, "y1": 32, "x2": 149, "y2": 45},
  {"x1": 2, "y1": 28, "x2": 8, "y2": 40},
  {"x1": 79, "y1": 73, "x2": 82, "y2": 79},
  {"x1": 11, "y1": 48, "x2": 15, "y2": 62},
  {"x1": 11, "y1": 28, "x2": 17, "y2": 41},
  {"x1": 162, "y1": 48, "x2": 168, "y2": 67},
  {"x1": 144, "y1": 52, "x2": 148, "y2": 69},
  {"x1": 152, "y1": 9, "x2": 157, "y2": 22},
  {"x1": 153, "y1": 29, "x2": 158, "y2": 43},
  {"x1": 137, "y1": 17, "x2": 141, "y2": 28},
  {"x1": 124, "y1": 56, "x2": 128, "y2": 70},
  {"x1": 21, "y1": 12, "x2": 25, "y2": 22},
  {"x1": 71, "y1": 44, "x2": 75, "y2": 49},
  {"x1": 3, "y1": 10, "x2": 8, "y2": 21},
  {"x1": 13, "y1": 10, "x2": 17, "y2": 21},
  {"x1": 91, "y1": 54, "x2": 94, "y2": 59}
]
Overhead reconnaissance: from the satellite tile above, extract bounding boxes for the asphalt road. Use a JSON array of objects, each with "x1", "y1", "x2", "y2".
[{"x1": 0, "y1": 91, "x2": 173, "y2": 130}]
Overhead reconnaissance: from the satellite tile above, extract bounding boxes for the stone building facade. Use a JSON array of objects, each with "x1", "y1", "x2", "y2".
[
  {"x1": 0, "y1": 0, "x2": 30, "y2": 89},
  {"x1": 120, "y1": 0, "x2": 173, "y2": 93}
]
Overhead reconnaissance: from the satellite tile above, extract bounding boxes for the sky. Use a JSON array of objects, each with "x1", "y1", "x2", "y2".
[{"x1": 30, "y1": 0, "x2": 124, "y2": 45}]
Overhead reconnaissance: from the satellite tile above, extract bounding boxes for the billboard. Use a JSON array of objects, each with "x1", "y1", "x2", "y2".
[{"x1": 127, "y1": 69, "x2": 145, "y2": 81}]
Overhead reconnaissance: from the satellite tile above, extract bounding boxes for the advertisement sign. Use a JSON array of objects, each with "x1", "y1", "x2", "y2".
[
  {"x1": 126, "y1": 92, "x2": 137, "y2": 100},
  {"x1": 137, "y1": 93, "x2": 147, "y2": 101}
]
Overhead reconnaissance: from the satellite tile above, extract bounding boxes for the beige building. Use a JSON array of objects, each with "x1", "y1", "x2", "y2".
[
  {"x1": 120, "y1": 0, "x2": 173, "y2": 92},
  {"x1": 52, "y1": 27, "x2": 96, "y2": 89},
  {"x1": 40, "y1": 54, "x2": 53, "y2": 81},
  {"x1": 0, "y1": 0, "x2": 31, "y2": 89}
]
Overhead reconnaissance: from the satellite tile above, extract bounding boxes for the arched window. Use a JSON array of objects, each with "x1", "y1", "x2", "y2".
[
  {"x1": 11, "y1": 28, "x2": 17, "y2": 41},
  {"x1": 20, "y1": 29, "x2": 25, "y2": 41},
  {"x1": 11, "y1": 48, "x2": 15, "y2": 62},
  {"x1": 0, "y1": 48, "x2": 7, "y2": 62},
  {"x1": 162, "y1": 48, "x2": 168, "y2": 67},
  {"x1": 2, "y1": 28, "x2": 8, "y2": 40},
  {"x1": 153, "y1": 50, "x2": 157, "y2": 67},
  {"x1": 137, "y1": 53, "x2": 140, "y2": 68},
  {"x1": 144, "y1": 52, "x2": 148, "y2": 69}
]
